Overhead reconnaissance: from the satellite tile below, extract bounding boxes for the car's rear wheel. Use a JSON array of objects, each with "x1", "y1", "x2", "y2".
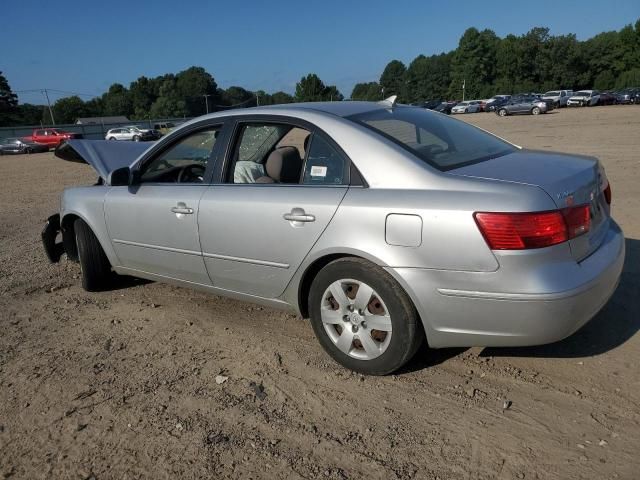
[
  {"x1": 309, "y1": 258, "x2": 423, "y2": 375},
  {"x1": 74, "y1": 219, "x2": 112, "y2": 292},
  {"x1": 531, "y1": 106, "x2": 541, "y2": 115},
  {"x1": 108, "y1": 137, "x2": 116, "y2": 140},
  {"x1": 133, "y1": 135, "x2": 141, "y2": 142},
  {"x1": 498, "y1": 108, "x2": 507, "y2": 117}
]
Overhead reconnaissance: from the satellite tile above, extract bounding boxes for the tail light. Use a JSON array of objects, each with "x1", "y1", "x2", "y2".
[
  {"x1": 603, "y1": 182, "x2": 612, "y2": 205},
  {"x1": 474, "y1": 205, "x2": 590, "y2": 250}
]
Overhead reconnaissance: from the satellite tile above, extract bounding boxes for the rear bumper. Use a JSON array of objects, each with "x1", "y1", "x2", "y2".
[
  {"x1": 42, "y1": 214, "x2": 64, "y2": 263},
  {"x1": 390, "y1": 220, "x2": 625, "y2": 348}
]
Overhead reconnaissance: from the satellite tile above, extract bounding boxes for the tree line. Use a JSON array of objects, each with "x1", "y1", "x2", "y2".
[
  {"x1": 353, "y1": 20, "x2": 640, "y2": 102},
  {"x1": 0, "y1": 68, "x2": 342, "y2": 126},
  {"x1": 1, "y1": 19, "x2": 639, "y2": 127}
]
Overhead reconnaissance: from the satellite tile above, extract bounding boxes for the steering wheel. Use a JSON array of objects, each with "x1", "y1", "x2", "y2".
[{"x1": 177, "y1": 164, "x2": 206, "y2": 183}]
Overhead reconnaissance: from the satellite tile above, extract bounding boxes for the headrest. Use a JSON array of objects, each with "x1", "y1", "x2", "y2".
[{"x1": 265, "y1": 146, "x2": 302, "y2": 183}]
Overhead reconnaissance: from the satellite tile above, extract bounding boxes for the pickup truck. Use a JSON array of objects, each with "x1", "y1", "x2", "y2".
[{"x1": 23, "y1": 128, "x2": 80, "y2": 149}]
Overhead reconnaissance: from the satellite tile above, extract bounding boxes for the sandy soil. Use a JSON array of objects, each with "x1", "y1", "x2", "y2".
[{"x1": 0, "y1": 106, "x2": 638, "y2": 479}]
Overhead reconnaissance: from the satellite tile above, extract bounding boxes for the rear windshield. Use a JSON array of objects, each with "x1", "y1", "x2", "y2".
[{"x1": 347, "y1": 106, "x2": 515, "y2": 171}]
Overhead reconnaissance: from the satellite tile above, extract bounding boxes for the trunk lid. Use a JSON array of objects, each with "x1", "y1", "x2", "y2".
[{"x1": 450, "y1": 150, "x2": 610, "y2": 261}]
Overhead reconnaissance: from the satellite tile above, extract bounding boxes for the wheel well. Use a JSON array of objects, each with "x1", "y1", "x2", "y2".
[
  {"x1": 298, "y1": 254, "x2": 359, "y2": 318},
  {"x1": 61, "y1": 214, "x2": 80, "y2": 262}
]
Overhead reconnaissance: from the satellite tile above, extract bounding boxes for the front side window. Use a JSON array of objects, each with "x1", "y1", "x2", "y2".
[
  {"x1": 348, "y1": 106, "x2": 515, "y2": 171},
  {"x1": 139, "y1": 127, "x2": 220, "y2": 183}
]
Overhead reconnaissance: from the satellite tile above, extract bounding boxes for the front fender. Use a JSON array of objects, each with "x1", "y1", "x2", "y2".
[{"x1": 60, "y1": 186, "x2": 120, "y2": 267}]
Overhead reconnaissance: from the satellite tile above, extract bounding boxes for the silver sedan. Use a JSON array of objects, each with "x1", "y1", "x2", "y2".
[{"x1": 43, "y1": 98, "x2": 624, "y2": 375}]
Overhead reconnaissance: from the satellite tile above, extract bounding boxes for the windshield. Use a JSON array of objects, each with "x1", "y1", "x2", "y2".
[
  {"x1": 575, "y1": 91, "x2": 590, "y2": 96},
  {"x1": 544, "y1": 91, "x2": 560, "y2": 96},
  {"x1": 348, "y1": 106, "x2": 516, "y2": 171}
]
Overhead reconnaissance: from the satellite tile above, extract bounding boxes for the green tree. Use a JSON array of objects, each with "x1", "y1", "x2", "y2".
[
  {"x1": 615, "y1": 68, "x2": 640, "y2": 89},
  {"x1": 102, "y1": 83, "x2": 132, "y2": 117},
  {"x1": 149, "y1": 78, "x2": 187, "y2": 118},
  {"x1": 270, "y1": 91, "x2": 294, "y2": 104},
  {"x1": 594, "y1": 70, "x2": 616, "y2": 90},
  {"x1": 405, "y1": 53, "x2": 452, "y2": 102},
  {"x1": 175, "y1": 66, "x2": 218, "y2": 116},
  {"x1": 448, "y1": 28, "x2": 499, "y2": 99},
  {"x1": 0, "y1": 71, "x2": 19, "y2": 126},
  {"x1": 222, "y1": 86, "x2": 255, "y2": 107},
  {"x1": 379, "y1": 60, "x2": 406, "y2": 99},
  {"x1": 52, "y1": 96, "x2": 88, "y2": 123},
  {"x1": 351, "y1": 82, "x2": 382, "y2": 100},
  {"x1": 129, "y1": 76, "x2": 157, "y2": 119},
  {"x1": 295, "y1": 74, "x2": 341, "y2": 102},
  {"x1": 14, "y1": 103, "x2": 46, "y2": 126}
]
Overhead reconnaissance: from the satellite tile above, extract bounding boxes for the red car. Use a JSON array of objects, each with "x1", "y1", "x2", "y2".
[{"x1": 24, "y1": 128, "x2": 80, "y2": 149}]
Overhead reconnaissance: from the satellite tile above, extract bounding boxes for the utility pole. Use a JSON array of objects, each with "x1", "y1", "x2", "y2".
[
  {"x1": 462, "y1": 79, "x2": 466, "y2": 102},
  {"x1": 256, "y1": 92, "x2": 259, "y2": 106},
  {"x1": 203, "y1": 94, "x2": 213, "y2": 114},
  {"x1": 42, "y1": 89, "x2": 55, "y2": 125}
]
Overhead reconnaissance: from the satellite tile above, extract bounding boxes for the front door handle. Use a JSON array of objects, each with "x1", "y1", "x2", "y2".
[
  {"x1": 283, "y1": 208, "x2": 315, "y2": 223},
  {"x1": 171, "y1": 202, "x2": 194, "y2": 215}
]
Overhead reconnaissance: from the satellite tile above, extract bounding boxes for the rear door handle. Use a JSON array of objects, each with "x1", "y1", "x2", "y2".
[
  {"x1": 171, "y1": 202, "x2": 194, "y2": 215},
  {"x1": 283, "y1": 208, "x2": 315, "y2": 223}
]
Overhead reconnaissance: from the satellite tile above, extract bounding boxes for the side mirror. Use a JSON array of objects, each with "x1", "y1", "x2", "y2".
[{"x1": 108, "y1": 166, "x2": 131, "y2": 186}]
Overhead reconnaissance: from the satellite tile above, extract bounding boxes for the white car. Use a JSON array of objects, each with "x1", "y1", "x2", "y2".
[
  {"x1": 542, "y1": 90, "x2": 573, "y2": 108},
  {"x1": 105, "y1": 126, "x2": 159, "y2": 141},
  {"x1": 567, "y1": 90, "x2": 600, "y2": 107},
  {"x1": 451, "y1": 101, "x2": 481, "y2": 114}
]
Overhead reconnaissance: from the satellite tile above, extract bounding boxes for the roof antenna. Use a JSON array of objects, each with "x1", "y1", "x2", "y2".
[{"x1": 378, "y1": 95, "x2": 398, "y2": 108}]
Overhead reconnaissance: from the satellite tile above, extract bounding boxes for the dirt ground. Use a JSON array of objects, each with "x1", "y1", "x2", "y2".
[{"x1": 1, "y1": 106, "x2": 639, "y2": 480}]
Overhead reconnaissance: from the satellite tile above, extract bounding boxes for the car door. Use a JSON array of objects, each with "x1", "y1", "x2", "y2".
[
  {"x1": 104, "y1": 123, "x2": 224, "y2": 284},
  {"x1": 198, "y1": 117, "x2": 349, "y2": 298}
]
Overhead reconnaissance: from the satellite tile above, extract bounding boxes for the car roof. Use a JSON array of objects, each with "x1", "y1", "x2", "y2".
[{"x1": 195, "y1": 101, "x2": 384, "y2": 122}]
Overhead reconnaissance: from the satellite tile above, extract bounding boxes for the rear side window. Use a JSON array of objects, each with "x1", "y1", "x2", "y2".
[
  {"x1": 348, "y1": 107, "x2": 515, "y2": 171},
  {"x1": 303, "y1": 135, "x2": 346, "y2": 185}
]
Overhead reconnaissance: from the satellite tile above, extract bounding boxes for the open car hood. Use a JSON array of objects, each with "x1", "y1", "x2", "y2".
[{"x1": 55, "y1": 140, "x2": 150, "y2": 183}]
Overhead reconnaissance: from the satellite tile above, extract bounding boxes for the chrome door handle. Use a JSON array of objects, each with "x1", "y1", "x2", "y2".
[
  {"x1": 283, "y1": 208, "x2": 315, "y2": 223},
  {"x1": 171, "y1": 202, "x2": 194, "y2": 215}
]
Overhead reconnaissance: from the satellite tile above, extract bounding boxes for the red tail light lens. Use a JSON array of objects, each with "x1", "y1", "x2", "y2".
[
  {"x1": 474, "y1": 205, "x2": 590, "y2": 250},
  {"x1": 603, "y1": 182, "x2": 612, "y2": 205},
  {"x1": 562, "y1": 205, "x2": 590, "y2": 239}
]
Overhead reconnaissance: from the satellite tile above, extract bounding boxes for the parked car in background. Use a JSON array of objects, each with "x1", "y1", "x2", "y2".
[
  {"x1": 433, "y1": 101, "x2": 457, "y2": 114},
  {"x1": 542, "y1": 90, "x2": 573, "y2": 108},
  {"x1": 615, "y1": 88, "x2": 640, "y2": 104},
  {"x1": 451, "y1": 101, "x2": 481, "y2": 114},
  {"x1": 0, "y1": 137, "x2": 50, "y2": 155},
  {"x1": 23, "y1": 128, "x2": 80, "y2": 149},
  {"x1": 567, "y1": 90, "x2": 600, "y2": 107},
  {"x1": 598, "y1": 92, "x2": 618, "y2": 106},
  {"x1": 43, "y1": 99, "x2": 624, "y2": 375},
  {"x1": 153, "y1": 122, "x2": 176, "y2": 135},
  {"x1": 105, "y1": 126, "x2": 160, "y2": 141},
  {"x1": 485, "y1": 96, "x2": 510, "y2": 112},
  {"x1": 496, "y1": 96, "x2": 548, "y2": 116}
]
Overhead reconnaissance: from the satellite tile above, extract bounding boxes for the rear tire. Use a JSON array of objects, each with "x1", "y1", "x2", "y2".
[
  {"x1": 74, "y1": 219, "x2": 112, "y2": 292},
  {"x1": 498, "y1": 108, "x2": 507, "y2": 117},
  {"x1": 308, "y1": 258, "x2": 424, "y2": 375},
  {"x1": 108, "y1": 137, "x2": 116, "y2": 140},
  {"x1": 133, "y1": 135, "x2": 141, "y2": 142}
]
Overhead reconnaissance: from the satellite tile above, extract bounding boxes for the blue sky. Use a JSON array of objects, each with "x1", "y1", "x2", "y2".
[{"x1": 3, "y1": 0, "x2": 639, "y2": 104}]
